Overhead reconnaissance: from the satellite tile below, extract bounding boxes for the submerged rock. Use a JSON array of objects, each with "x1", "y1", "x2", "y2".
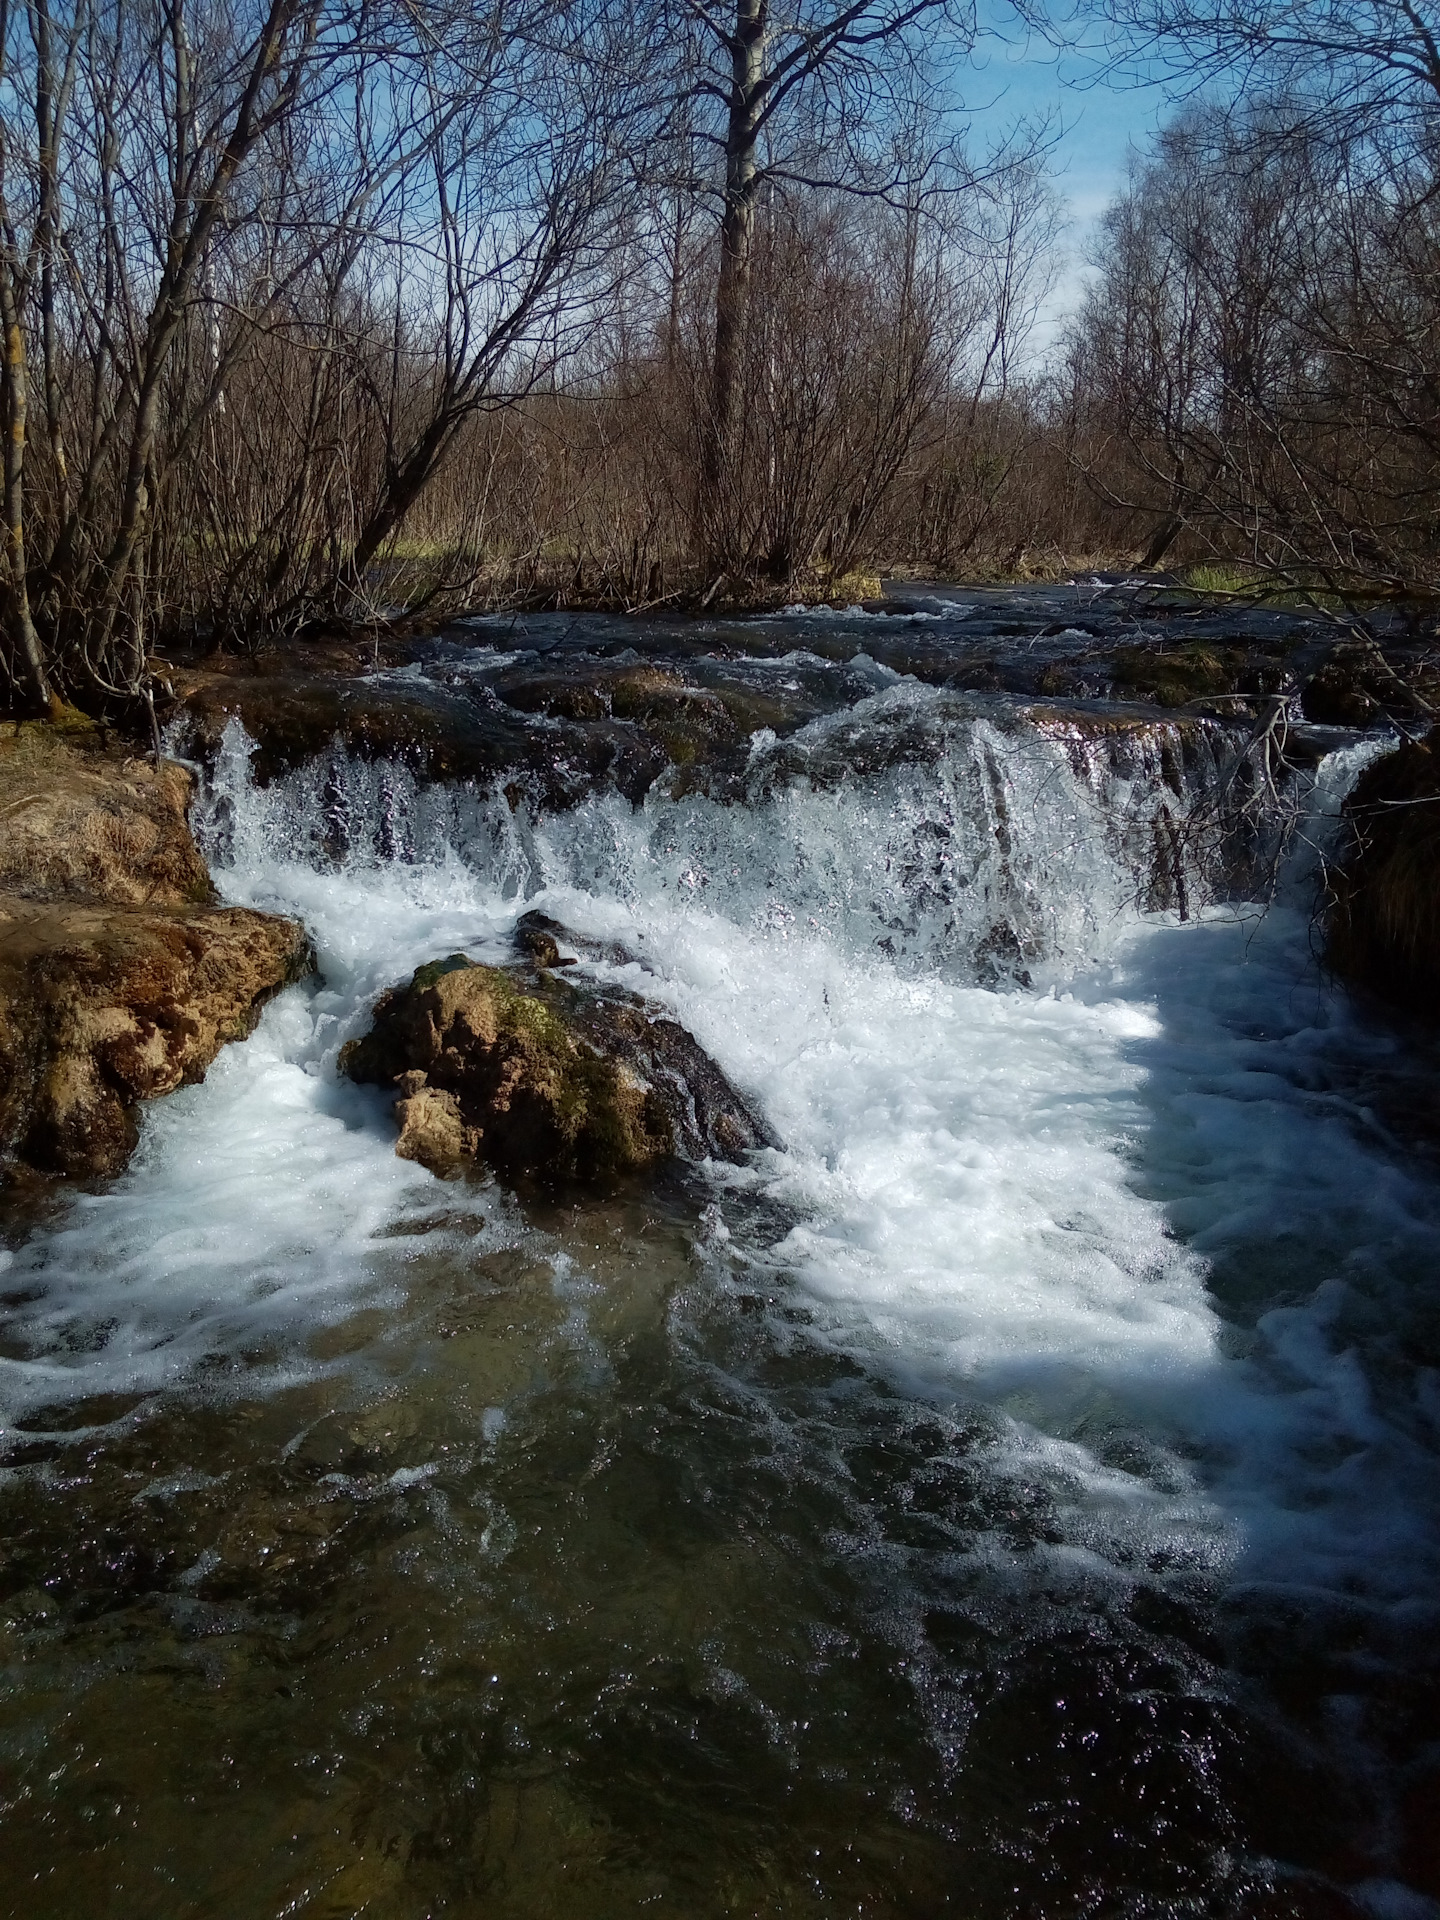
[
  {"x1": 171, "y1": 661, "x2": 538, "y2": 789},
  {"x1": 1300, "y1": 636, "x2": 1440, "y2": 727},
  {"x1": 0, "y1": 721, "x2": 312, "y2": 1182},
  {"x1": 512, "y1": 913, "x2": 578, "y2": 970},
  {"x1": 490, "y1": 662, "x2": 739, "y2": 768},
  {"x1": 341, "y1": 945, "x2": 775, "y2": 1184},
  {"x1": 1327, "y1": 735, "x2": 1440, "y2": 1012}
]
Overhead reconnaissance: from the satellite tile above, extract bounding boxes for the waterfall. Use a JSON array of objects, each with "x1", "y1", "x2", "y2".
[
  {"x1": 4, "y1": 660, "x2": 1434, "y2": 1919},
  {"x1": 191, "y1": 684, "x2": 1361, "y2": 989}
]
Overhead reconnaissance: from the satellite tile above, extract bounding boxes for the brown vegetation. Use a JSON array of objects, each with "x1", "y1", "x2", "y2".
[{"x1": 0, "y1": 0, "x2": 1068, "y2": 722}]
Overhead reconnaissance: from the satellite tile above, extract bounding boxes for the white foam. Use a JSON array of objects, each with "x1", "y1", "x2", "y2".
[
  {"x1": 764, "y1": 603, "x2": 946, "y2": 622},
  {"x1": 198, "y1": 716, "x2": 1440, "y2": 1612},
  {"x1": 0, "y1": 975, "x2": 529, "y2": 1428},
  {"x1": 1074, "y1": 909, "x2": 1440, "y2": 1605},
  {"x1": 8, "y1": 712, "x2": 1437, "y2": 1640},
  {"x1": 366, "y1": 647, "x2": 530, "y2": 685}
]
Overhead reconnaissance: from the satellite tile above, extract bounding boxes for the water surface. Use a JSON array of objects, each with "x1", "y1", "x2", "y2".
[{"x1": 2, "y1": 588, "x2": 1438, "y2": 1919}]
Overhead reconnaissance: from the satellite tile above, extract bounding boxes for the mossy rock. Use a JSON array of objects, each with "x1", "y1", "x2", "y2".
[
  {"x1": 0, "y1": 703, "x2": 97, "y2": 740},
  {"x1": 0, "y1": 901, "x2": 312, "y2": 1179},
  {"x1": 488, "y1": 664, "x2": 740, "y2": 775},
  {"x1": 340, "y1": 947, "x2": 774, "y2": 1186},
  {"x1": 1111, "y1": 644, "x2": 1246, "y2": 709},
  {"x1": 1302, "y1": 662, "x2": 1382, "y2": 726}
]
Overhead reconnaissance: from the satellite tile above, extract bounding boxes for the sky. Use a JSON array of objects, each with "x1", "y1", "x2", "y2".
[{"x1": 964, "y1": 14, "x2": 1179, "y2": 349}]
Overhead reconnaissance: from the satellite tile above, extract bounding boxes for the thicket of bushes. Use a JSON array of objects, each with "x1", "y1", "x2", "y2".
[{"x1": 3, "y1": 0, "x2": 1439, "y2": 718}]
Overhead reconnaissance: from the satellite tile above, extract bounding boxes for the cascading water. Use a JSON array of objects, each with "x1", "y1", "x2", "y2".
[
  {"x1": 2, "y1": 614, "x2": 1437, "y2": 1920},
  {"x1": 194, "y1": 680, "x2": 1278, "y2": 974}
]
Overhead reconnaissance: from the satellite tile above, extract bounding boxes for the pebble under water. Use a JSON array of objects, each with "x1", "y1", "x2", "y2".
[{"x1": 2, "y1": 586, "x2": 1440, "y2": 1919}]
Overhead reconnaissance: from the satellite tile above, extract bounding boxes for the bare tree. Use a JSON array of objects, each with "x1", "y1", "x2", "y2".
[
  {"x1": 1064, "y1": 101, "x2": 1440, "y2": 600},
  {"x1": 324, "y1": 0, "x2": 659, "y2": 610},
  {"x1": 1079, "y1": 0, "x2": 1440, "y2": 137},
  {"x1": 0, "y1": 0, "x2": 658, "y2": 712},
  {"x1": 661, "y1": 0, "x2": 983, "y2": 569}
]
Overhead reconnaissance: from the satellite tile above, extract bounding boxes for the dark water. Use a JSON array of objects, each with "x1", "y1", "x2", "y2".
[{"x1": 2, "y1": 584, "x2": 1438, "y2": 1919}]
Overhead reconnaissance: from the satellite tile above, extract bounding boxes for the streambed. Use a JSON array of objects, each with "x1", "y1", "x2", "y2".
[{"x1": 2, "y1": 586, "x2": 1438, "y2": 1918}]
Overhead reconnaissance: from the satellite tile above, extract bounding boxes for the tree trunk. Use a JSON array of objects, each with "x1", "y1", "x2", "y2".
[
  {"x1": 58, "y1": 0, "x2": 306, "y2": 654},
  {"x1": 34, "y1": 0, "x2": 71, "y2": 499},
  {"x1": 1140, "y1": 514, "x2": 1183, "y2": 570},
  {"x1": 341, "y1": 411, "x2": 461, "y2": 603},
  {"x1": 0, "y1": 278, "x2": 54, "y2": 715},
  {"x1": 697, "y1": 0, "x2": 765, "y2": 568}
]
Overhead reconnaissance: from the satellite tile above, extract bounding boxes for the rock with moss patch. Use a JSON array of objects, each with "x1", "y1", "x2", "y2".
[
  {"x1": 0, "y1": 898, "x2": 313, "y2": 1177},
  {"x1": 340, "y1": 950, "x2": 775, "y2": 1184}
]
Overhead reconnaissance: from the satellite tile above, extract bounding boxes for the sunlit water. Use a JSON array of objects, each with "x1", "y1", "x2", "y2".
[{"x1": 2, "y1": 611, "x2": 1438, "y2": 1919}]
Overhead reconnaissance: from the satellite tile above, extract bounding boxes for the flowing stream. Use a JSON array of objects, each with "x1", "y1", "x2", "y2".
[{"x1": 2, "y1": 591, "x2": 1439, "y2": 1918}]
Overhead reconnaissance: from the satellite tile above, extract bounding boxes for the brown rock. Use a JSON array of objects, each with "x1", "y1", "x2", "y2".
[
  {"x1": 489, "y1": 663, "x2": 738, "y2": 770},
  {"x1": 514, "y1": 923, "x2": 565, "y2": 968},
  {"x1": 1301, "y1": 660, "x2": 1382, "y2": 727},
  {"x1": 341, "y1": 956, "x2": 671, "y2": 1184},
  {"x1": 341, "y1": 949, "x2": 775, "y2": 1186},
  {"x1": 170, "y1": 662, "x2": 535, "y2": 788},
  {"x1": 393, "y1": 1084, "x2": 477, "y2": 1169},
  {"x1": 1327, "y1": 735, "x2": 1440, "y2": 1012},
  {"x1": 0, "y1": 898, "x2": 313, "y2": 1177},
  {"x1": 1301, "y1": 639, "x2": 1433, "y2": 726},
  {"x1": 0, "y1": 722, "x2": 312, "y2": 1182},
  {"x1": 0, "y1": 719, "x2": 214, "y2": 906}
]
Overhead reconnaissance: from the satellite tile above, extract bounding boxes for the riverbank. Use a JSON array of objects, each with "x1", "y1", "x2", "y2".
[{"x1": 0, "y1": 720, "x2": 311, "y2": 1191}]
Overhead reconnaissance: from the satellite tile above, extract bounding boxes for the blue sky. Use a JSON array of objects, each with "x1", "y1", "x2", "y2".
[{"x1": 963, "y1": 14, "x2": 1178, "y2": 344}]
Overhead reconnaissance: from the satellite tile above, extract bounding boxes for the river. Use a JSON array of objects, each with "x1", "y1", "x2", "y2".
[{"x1": 1, "y1": 586, "x2": 1437, "y2": 1918}]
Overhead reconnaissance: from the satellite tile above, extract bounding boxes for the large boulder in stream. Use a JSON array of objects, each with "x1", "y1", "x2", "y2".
[
  {"x1": 1327, "y1": 735, "x2": 1440, "y2": 1012},
  {"x1": 0, "y1": 899, "x2": 313, "y2": 1178},
  {"x1": 0, "y1": 720, "x2": 313, "y2": 1182},
  {"x1": 341, "y1": 923, "x2": 775, "y2": 1184}
]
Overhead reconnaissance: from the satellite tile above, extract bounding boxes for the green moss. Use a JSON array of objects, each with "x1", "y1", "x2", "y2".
[
  {"x1": 453, "y1": 964, "x2": 669, "y2": 1172},
  {"x1": 709, "y1": 688, "x2": 792, "y2": 736},
  {"x1": 654, "y1": 728, "x2": 700, "y2": 766},
  {"x1": 410, "y1": 952, "x2": 475, "y2": 990},
  {"x1": 1179, "y1": 563, "x2": 1261, "y2": 595},
  {"x1": 493, "y1": 978, "x2": 575, "y2": 1057},
  {"x1": 0, "y1": 704, "x2": 100, "y2": 739},
  {"x1": 1112, "y1": 644, "x2": 1244, "y2": 707},
  {"x1": 1176, "y1": 561, "x2": 1356, "y2": 611}
]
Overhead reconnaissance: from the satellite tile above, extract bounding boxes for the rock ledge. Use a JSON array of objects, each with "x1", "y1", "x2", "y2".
[{"x1": 0, "y1": 722, "x2": 312, "y2": 1182}]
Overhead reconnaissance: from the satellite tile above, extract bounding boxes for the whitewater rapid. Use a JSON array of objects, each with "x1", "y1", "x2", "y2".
[{"x1": 3, "y1": 687, "x2": 1434, "y2": 1644}]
